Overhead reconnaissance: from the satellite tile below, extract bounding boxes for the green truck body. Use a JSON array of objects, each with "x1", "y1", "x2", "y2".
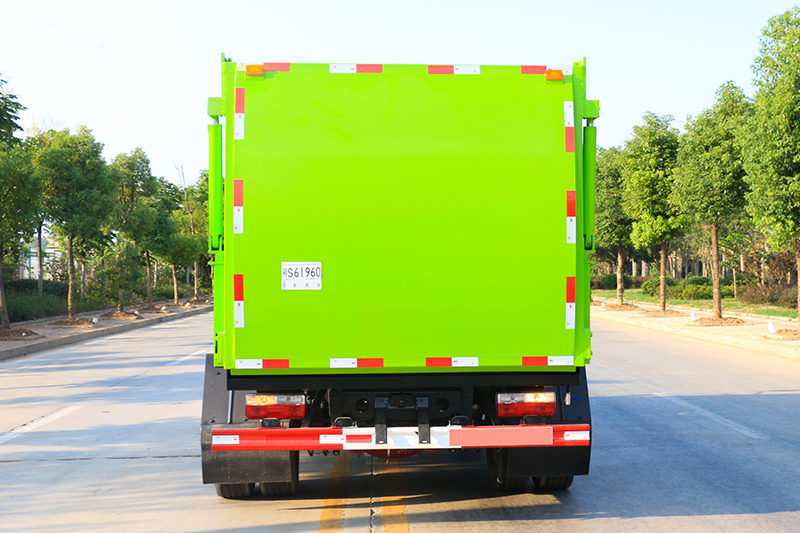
[{"x1": 202, "y1": 56, "x2": 598, "y2": 498}]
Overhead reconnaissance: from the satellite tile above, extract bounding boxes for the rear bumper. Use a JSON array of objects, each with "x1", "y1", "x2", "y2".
[{"x1": 211, "y1": 423, "x2": 590, "y2": 452}]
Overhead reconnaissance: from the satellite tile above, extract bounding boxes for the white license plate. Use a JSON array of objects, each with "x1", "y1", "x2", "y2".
[{"x1": 281, "y1": 262, "x2": 322, "y2": 290}]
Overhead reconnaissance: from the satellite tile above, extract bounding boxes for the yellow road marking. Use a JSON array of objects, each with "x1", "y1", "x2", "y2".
[
  {"x1": 380, "y1": 460, "x2": 410, "y2": 533},
  {"x1": 317, "y1": 453, "x2": 353, "y2": 533}
]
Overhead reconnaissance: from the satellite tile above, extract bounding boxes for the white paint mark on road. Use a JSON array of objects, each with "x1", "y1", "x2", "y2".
[
  {"x1": 0, "y1": 405, "x2": 83, "y2": 445},
  {"x1": 653, "y1": 393, "x2": 767, "y2": 439},
  {"x1": 166, "y1": 346, "x2": 211, "y2": 366}
]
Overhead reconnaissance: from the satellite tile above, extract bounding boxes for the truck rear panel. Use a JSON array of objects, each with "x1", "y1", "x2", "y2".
[{"x1": 210, "y1": 61, "x2": 596, "y2": 376}]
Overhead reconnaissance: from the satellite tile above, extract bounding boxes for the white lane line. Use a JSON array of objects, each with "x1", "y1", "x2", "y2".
[
  {"x1": 0, "y1": 405, "x2": 83, "y2": 445},
  {"x1": 653, "y1": 393, "x2": 767, "y2": 439},
  {"x1": 166, "y1": 346, "x2": 212, "y2": 366},
  {"x1": 595, "y1": 362, "x2": 767, "y2": 440}
]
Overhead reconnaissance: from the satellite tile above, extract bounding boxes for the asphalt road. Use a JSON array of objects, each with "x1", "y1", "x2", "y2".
[{"x1": 1, "y1": 314, "x2": 799, "y2": 532}]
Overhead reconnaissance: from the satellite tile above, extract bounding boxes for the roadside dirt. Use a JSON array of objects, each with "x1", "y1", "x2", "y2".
[
  {"x1": 600, "y1": 303, "x2": 638, "y2": 311},
  {"x1": 0, "y1": 327, "x2": 41, "y2": 340},
  {"x1": 50, "y1": 318, "x2": 96, "y2": 328},
  {"x1": 101, "y1": 311, "x2": 138, "y2": 320},
  {"x1": 692, "y1": 317, "x2": 747, "y2": 327},
  {"x1": 641, "y1": 309, "x2": 684, "y2": 317}
]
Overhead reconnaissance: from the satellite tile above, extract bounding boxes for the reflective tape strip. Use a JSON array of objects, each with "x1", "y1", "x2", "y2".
[
  {"x1": 357, "y1": 64, "x2": 382, "y2": 73},
  {"x1": 566, "y1": 276, "x2": 576, "y2": 330},
  {"x1": 212, "y1": 435, "x2": 239, "y2": 445},
  {"x1": 564, "y1": 101, "x2": 575, "y2": 153},
  {"x1": 234, "y1": 113, "x2": 244, "y2": 140},
  {"x1": 521, "y1": 356, "x2": 575, "y2": 366},
  {"x1": 567, "y1": 190, "x2": 577, "y2": 244},
  {"x1": 428, "y1": 65, "x2": 454, "y2": 75},
  {"x1": 426, "y1": 357, "x2": 478, "y2": 367},
  {"x1": 330, "y1": 64, "x2": 356, "y2": 73},
  {"x1": 234, "y1": 274, "x2": 245, "y2": 328},
  {"x1": 233, "y1": 180, "x2": 243, "y2": 234},
  {"x1": 234, "y1": 88, "x2": 245, "y2": 140},
  {"x1": 551, "y1": 65, "x2": 573, "y2": 75},
  {"x1": 454, "y1": 65, "x2": 480, "y2": 75},
  {"x1": 521, "y1": 65, "x2": 547, "y2": 74},
  {"x1": 264, "y1": 62, "x2": 290, "y2": 72},
  {"x1": 330, "y1": 358, "x2": 384, "y2": 368},
  {"x1": 263, "y1": 359, "x2": 290, "y2": 369},
  {"x1": 234, "y1": 359, "x2": 289, "y2": 369},
  {"x1": 211, "y1": 424, "x2": 590, "y2": 451},
  {"x1": 564, "y1": 431, "x2": 590, "y2": 441},
  {"x1": 234, "y1": 301, "x2": 245, "y2": 328}
]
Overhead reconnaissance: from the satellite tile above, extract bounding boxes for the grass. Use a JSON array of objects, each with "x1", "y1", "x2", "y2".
[{"x1": 592, "y1": 288, "x2": 798, "y2": 319}]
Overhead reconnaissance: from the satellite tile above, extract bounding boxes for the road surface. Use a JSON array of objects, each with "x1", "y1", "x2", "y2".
[{"x1": 1, "y1": 314, "x2": 798, "y2": 532}]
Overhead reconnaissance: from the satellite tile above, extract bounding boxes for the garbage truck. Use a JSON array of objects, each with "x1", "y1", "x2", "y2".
[{"x1": 201, "y1": 55, "x2": 599, "y2": 498}]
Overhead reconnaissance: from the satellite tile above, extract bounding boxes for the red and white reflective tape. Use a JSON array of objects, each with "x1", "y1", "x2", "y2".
[
  {"x1": 235, "y1": 359, "x2": 290, "y2": 369},
  {"x1": 211, "y1": 423, "x2": 590, "y2": 452},
  {"x1": 330, "y1": 358, "x2": 384, "y2": 369},
  {"x1": 428, "y1": 65, "x2": 480, "y2": 75},
  {"x1": 566, "y1": 190, "x2": 576, "y2": 244},
  {"x1": 566, "y1": 276, "x2": 576, "y2": 329},
  {"x1": 564, "y1": 101, "x2": 575, "y2": 153},
  {"x1": 426, "y1": 357, "x2": 479, "y2": 368},
  {"x1": 234, "y1": 88, "x2": 245, "y2": 140},
  {"x1": 234, "y1": 274, "x2": 245, "y2": 328},
  {"x1": 233, "y1": 179, "x2": 243, "y2": 234},
  {"x1": 522, "y1": 355, "x2": 575, "y2": 367},
  {"x1": 329, "y1": 64, "x2": 383, "y2": 74}
]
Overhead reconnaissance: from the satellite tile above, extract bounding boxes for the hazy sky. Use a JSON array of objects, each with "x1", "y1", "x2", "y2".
[{"x1": 1, "y1": 0, "x2": 794, "y2": 184}]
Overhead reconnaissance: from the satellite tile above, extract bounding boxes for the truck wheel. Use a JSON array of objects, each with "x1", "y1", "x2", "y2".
[
  {"x1": 487, "y1": 448, "x2": 528, "y2": 492},
  {"x1": 532, "y1": 476, "x2": 574, "y2": 492},
  {"x1": 215, "y1": 483, "x2": 255, "y2": 499},
  {"x1": 260, "y1": 451, "x2": 299, "y2": 497}
]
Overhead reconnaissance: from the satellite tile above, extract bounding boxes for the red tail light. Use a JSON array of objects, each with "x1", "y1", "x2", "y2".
[
  {"x1": 497, "y1": 392, "x2": 556, "y2": 418},
  {"x1": 245, "y1": 394, "x2": 306, "y2": 420}
]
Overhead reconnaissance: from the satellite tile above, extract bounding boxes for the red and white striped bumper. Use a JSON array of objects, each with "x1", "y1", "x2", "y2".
[{"x1": 211, "y1": 424, "x2": 590, "y2": 452}]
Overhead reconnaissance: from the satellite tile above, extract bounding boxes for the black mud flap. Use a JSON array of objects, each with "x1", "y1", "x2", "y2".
[{"x1": 200, "y1": 354, "x2": 296, "y2": 484}]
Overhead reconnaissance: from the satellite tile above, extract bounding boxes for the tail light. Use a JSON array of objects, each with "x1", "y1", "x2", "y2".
[
  {"x1": 245, "y1": 394, "x2": 306, "y2": 420},
  {"x1": 496, "y1": 392, "x2": 556, "y2": 418}
]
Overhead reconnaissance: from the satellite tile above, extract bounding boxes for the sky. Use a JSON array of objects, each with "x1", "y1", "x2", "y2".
[{"x1": 1, "y1": 0, "x2": 796, "y2": 184}]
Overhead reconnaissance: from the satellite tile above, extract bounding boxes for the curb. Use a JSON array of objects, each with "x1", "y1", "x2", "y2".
[
  {"x1": 0, "y1": 306, "x2": 213, "y2": 363},
  {"x1": 592, "y1": 310, "x2": 800, "y2": 361}
]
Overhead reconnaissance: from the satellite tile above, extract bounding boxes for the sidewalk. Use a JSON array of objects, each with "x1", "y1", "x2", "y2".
[
  {"x1": 0, "y1": 299, "x2": 213, "y2": 363},
  {"x1": 591, "y1": 297, "x2": 800, "y2": 361}
]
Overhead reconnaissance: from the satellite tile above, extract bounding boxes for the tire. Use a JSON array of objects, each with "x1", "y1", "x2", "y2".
[
  {"x1": 487, "y1": 448, "x2": 529, "y2": 492},
  {"x1": 532, "y1": 475, "x2": 574, "y2": 492},
  {"x1": 215, "y1": 482, "x2": 255, "y2": 499},
  {"x1": 260, "y1": 451, "x2": 299, "y2": 497}
]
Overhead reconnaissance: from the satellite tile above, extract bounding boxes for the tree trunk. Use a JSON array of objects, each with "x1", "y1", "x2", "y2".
[
  {"x1": 617, "y1": 245, "x2": 625, "y2": 305},
  {"x1": 631, "y1": 260, "x2": 638, "y2": 277},
  {"x1": 145, "y1": 249, "x2": 153, "y2": 305},
  {"x1": 37, "y1": 223, "x2": 44, "y2": 297},
  {"x1": 80, "y1": 259, "x2": 86, "y2": 300},
  {"x1": 118, "y1": 288, "x2": 124, "y2": 313},
  {"x1": 67, "y1": 236, "x2": 76, "y2": 321},
  {"x1": 101, "y1": 258, "x2": 106, "y2": 293},
  {"x1": 172, "y1": 265, "x2": 179, "y2": 305},
  {"x1": 0, "y1": 244, "x2": 11, "y2": 330},
  {"x1": 796, "y1": 243, "x2": 800, "y2": 331},
  {"x1": 711, "y1": 225, "x2": 722, "y2": 319},
  {"x1": 193, "y1": 261, "x2": 199, "y2": 299},
  {"x1": 185, "y1": 266, "x2": 190, "y2": 285},
  {"x1": 733, "y1": 269, "x2": 738, "y2": 299},
  {"x1": 660, "y1": 241, "x2": 668, "y2": 312},
  {"x1": 154, "y1": 261, "x2": 158, "y2": 287}
]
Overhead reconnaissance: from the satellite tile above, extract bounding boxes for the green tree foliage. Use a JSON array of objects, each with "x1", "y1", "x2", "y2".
[
  {"x1": 673, "y1": 82, "x2": 751, "y2": 318},
  {"x1": 36, "y1": 127, "x2": 116, "y2": 320},
  {"x1": 595, "y1": 146, "x2": 633, "y2": 304},
  {"x1": 0, "y1": 143, "x2": 40, "y2": 329},
  {"x1": 99, "y1": 241, "x2": 142, "y2": 313},
  {"x1": 743, "y1": 7, "x2": 800, "y2": 321},
  {"x1": 622, "y1": 112, "x2": 684, "y2": 310},
  {"x1": 0, "y1": 76, "x2": 25, "y2": 144}
]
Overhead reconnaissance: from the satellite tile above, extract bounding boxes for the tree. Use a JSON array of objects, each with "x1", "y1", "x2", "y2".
[
  {"x1": 673, "y1": 82, "x2": 751, "y2": 318},
  {"x1": 111, "y1": 148, "x2": 159, "y2": 304},
  {"x1": 622, "y1": 112, "x2": 685, "y2": 311},
  {"x1": 38, "y1": 127, "x2": 116, "y2": 321},
  {"x1": 175, "y1": 165, "x2": 209, "y2": 299},
  {"x1": 157, "y1": 234, "x2": 203, "y2": 305},
  {"x1": 0, "y1": 143, "x2": 40, "y2": 331},
  {"x1": 742, "y1": 7, "x2": 800, "y2": 325},
  {"x1": 595, "y1": 146, "x2": 634, "y2": 304},
  {"x1": 0, "y1": 76, "x2": 25, "y2": 144}
]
